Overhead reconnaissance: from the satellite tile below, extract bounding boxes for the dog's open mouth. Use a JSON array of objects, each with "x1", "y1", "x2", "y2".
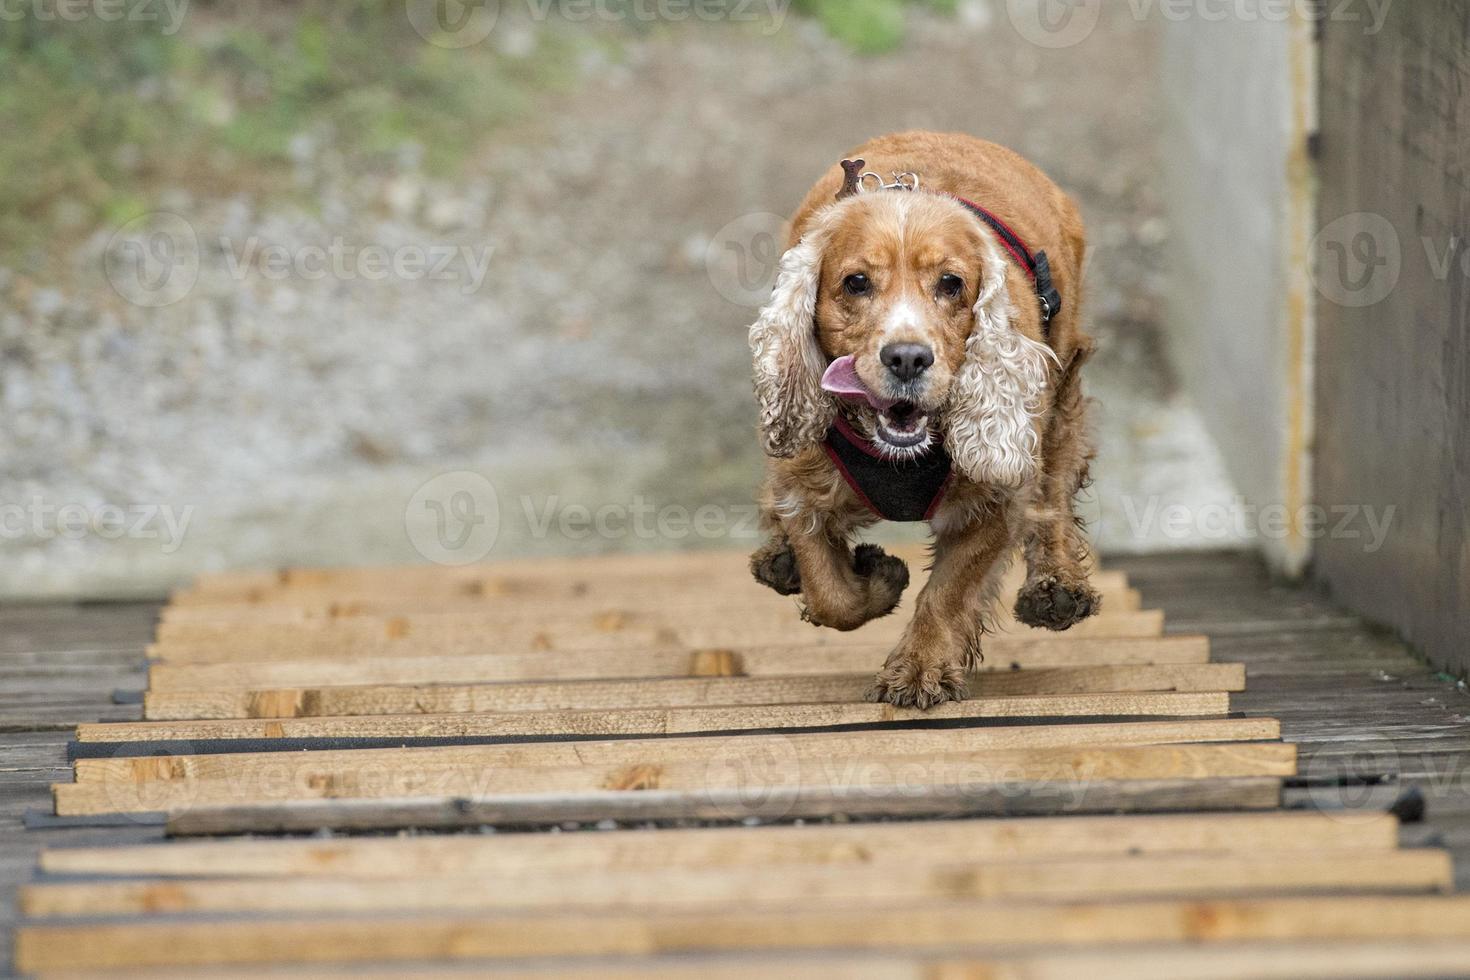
[
  {"x1": 821, "y1": 356, "x2": 933, "y2": 452},
  {"x1": 876, "y1": 401, "x2": 929, "y2": 448}
]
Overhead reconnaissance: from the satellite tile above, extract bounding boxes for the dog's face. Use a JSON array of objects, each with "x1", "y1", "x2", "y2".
[
  {"x1": 750, "y1": 190, "x2": 1056, "y2": 487},
  {"x1": 813, "y1": 194, "x2": 989, "y2": 456}
]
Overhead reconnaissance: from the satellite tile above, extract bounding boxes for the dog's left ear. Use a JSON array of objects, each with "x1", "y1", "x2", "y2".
[
  {"x1": 945, "y1": 248, "x2": 1059, "y2": 488},
  {"x1": 749, "y1": 231, "x2": 836, "y2": 457}
]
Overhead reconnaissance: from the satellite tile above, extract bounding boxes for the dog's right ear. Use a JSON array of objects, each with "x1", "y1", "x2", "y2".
[{"x1": 749, "y1": 232, "x2": 835, "y2": 457}]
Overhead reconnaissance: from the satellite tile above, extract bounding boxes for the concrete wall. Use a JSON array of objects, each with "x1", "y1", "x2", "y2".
[
  {"x1": 1313, "y1": 0, "x2": 1470, "y2": 678},
  {"x1": 1159, "y1": 8, "x2": 1317, "y2": 574}
]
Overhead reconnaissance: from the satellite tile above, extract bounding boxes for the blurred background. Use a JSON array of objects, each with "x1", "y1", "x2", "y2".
[{"x1": 1, "y1": 0, "x2": 1464, "y2": 678}]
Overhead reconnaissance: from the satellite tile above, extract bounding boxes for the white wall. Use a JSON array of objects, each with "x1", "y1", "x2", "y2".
[{"x1": 1159, "y1": 10, "x2": 1317, "y2": 574}]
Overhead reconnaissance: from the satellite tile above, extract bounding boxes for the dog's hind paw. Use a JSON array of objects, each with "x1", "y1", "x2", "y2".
[
  {"x1": 1014, "y1": 575, "x2": 1101, "y2": 631},
  {"x1": 750, "y1": 544, "x2": 802, "y2": 596}
]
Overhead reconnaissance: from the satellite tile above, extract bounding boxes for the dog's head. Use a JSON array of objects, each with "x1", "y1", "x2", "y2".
[{"x1": 749, "y1": 190, "x2": 1056, "y2": 487}]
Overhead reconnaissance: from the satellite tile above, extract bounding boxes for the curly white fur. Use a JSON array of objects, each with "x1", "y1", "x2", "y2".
[
  {"x1": 748, "y1": 215, "x2": 840, "y2": 458},
  {"x1": 944, "y1": 236, "x2": 1060, "y2": 488}
]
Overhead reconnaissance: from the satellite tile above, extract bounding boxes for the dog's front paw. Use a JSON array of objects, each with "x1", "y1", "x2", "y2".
[
  {"x1": 750, "y1": 544, "x2": 801, "y2": 596},
  {"x1": 1014, "y1": 575, "x2": 1101, "y2": 631},
  {"x1": 852, "y1": 544, "x2": 909, "y2": 617},
  {"x1": 865, "y1": 648, "x2": 968, "y2": 709}
]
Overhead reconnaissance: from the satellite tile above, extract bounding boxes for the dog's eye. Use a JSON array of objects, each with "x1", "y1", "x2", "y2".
[
  {"x1": 937, "y1": 273, "x2": 964, "y2": 299},
  {"x1": 843, "y1": 274, "x2": 871, "y2": 296}
]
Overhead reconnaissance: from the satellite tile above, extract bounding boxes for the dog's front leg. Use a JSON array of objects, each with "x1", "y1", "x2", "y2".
[
  {"x1": 780, "y1": 517, "x2": 909, "y2": 631},
  {"x1": 1015, "y1": 342, "x2": 1102, "y2": 631},
  {"x1": 749, "y1": 466, "x2": 910, "y2": 630},
  {"x1": 866, "y1": 502, "x2": 1016, "y2": 708}
]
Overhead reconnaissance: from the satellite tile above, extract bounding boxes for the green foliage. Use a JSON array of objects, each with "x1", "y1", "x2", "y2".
[
  {"x1": 811, "y1": 0, "x2": 906, "y2": 54},
  {"x1": 0, "y1": 0, "x2": 950, "y2": 265},
  {"x1": 795, "y1": 0, "x2": 950, "y2": 55},
  {"x1": 0, "y1": 2, "x2": 571, "y2": 263},
  {"x1": 0, "y1": 21, "x2": 180, "y2": 256}
]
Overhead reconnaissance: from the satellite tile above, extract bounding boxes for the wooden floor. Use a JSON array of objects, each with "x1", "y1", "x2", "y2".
[{"x1": 2, "y1": 550, "x2": 1469, "y2": 975}]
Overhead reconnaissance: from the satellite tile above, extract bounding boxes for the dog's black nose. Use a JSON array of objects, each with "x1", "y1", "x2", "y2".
[{"x1": 880, "y1": 343, "x2": 934, "y2": 382}]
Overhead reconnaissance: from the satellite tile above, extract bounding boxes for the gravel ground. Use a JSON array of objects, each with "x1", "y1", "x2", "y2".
[{"x1": 0, "y1": 4, "x2": 1245, "y2": 598}]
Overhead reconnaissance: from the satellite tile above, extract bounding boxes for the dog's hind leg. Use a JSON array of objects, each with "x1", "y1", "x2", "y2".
[{"x1": 1014, "y1": 339, "x2": 1102, "y2": 631}]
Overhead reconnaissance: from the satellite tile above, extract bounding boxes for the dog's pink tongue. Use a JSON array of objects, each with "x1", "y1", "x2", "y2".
[{"x1": 821, "y1": 355, "x2": 899, "y2": 411}]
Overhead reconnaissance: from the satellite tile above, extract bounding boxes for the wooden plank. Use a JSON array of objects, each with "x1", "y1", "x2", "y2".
[
  {"x1": 170, "y1": 550, "x2": 805, "y2": 596},
  {"x1": 172, "y1": 544, "x2": 934, "y2": 587},
  {"x1": 149, "y1": 598, "x2": 1149, "y2": 648},
  {"x1": 254, "y1": 542, "x2": 948, "y2": 578},
  {"x1": 144, "y1": 635, "x2": 1213, "y2": 691},
  {"x1": 167, "y1": 574, "x2": 1136, "y2": 615},
  {"x1": 170, "y1": 565, "x2": 795, "y2": 603},
  {"x1": 154, "y1": 587, "x2": 1143, "y2": 626},
  {"x1": 167, "y1": 563, "x2": 860, "y2": 605},
  {"x1": 74, "y1": 691, "x2": 1236, "y2": 744},
  {"x1": 39, "y1": 811, "x2": 1398, "y2": 877},
  {"x1": 53, "y1": 742, "x2": 1297, "y2": 816},
  {"x1": 139, "y1": 664, "x2": 1247, "y2": 720},
  {"x1": 166, "y1": 577, "x2": 795, "y2": 611},
  {"x1": 159, "y1": 589, "x2": 1134, "y2": 626},
  {"x1": 154, "y1": 587, "x2": 1146, "y2": 628},
  {"x1": 20, "y1": 849, "x2": 1452, "y2": 918},
  {"x1": 17, "y1": 554, "x2": 1470, "y2": 980},
  {"x1": 73, "y1": 719, "x2": 1281, "y2": 784},
  {"x1": 106, "y1": 943, "x2": 1470, "y2": 980},
  {"x1": 18, "y1": 895, "x2": 1470, "y2": 970},
  {"x1": 954, "y1": 944, "x2": 1470, "y2": 980},
  {"x1": 146, "y1": 611, "x2": 1168, "y2": 662},
  {"x1": 160, "y1": 777, "x2": 1286, "y2": 834},
  {"x1": 171, "y1": 550, "x2": 1128, "y2": 600},
  {"x1": 184, "y1": 775, "x2": 1313, "y2": 834}
]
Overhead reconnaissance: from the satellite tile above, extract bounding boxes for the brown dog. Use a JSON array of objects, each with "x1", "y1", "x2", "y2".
[{"x1": 748, "y1": 131, "x2": 1098, "y2": 708}]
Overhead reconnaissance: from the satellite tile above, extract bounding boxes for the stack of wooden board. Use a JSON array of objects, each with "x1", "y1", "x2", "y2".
[{"x1": 14, "y1": 546, "x2": 1470, "y2": 975}]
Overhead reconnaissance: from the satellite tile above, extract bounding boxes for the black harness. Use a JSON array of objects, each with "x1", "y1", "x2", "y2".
[
  {"x1": 820, "y1": 188, "x2": 1063, "y2": 522},
  {"x1": 822, "y1": 416, "x2": 954, "y2": 522}
]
